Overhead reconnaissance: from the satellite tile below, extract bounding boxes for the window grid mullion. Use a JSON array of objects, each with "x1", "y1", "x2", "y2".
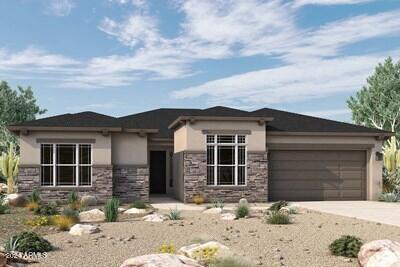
[
  {"x1": 52, "y1": 144, "x2": 56, "y2": 187},
  {"x1": 76, "y1": 144, "x2": 79, "y2": 187},
  {"x1": 214, "y1": 134, "x2": 217, "y2": 186},
  {"x1": 234, "y1": 135, "x2": 238, "y2": 186}
]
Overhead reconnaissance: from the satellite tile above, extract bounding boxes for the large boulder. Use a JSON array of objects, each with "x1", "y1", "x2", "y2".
[
  {"x1": 120, "y1": 254, "x2": 203, "y2": 267},
  {"x1": 79, "y1": 209, "x2": 105, "y2": 223},
  {"x1": 203, "y1": 208, "x2": 223, "y2": 214},
  {"x1": 124, "y1": 208, "x2": 148, "y2": 214},
  {"x1": 358, "y1": 239, "x2": 400, "y2": 267},
  {"x1": 143, "y1": 214, "x2": 165, "y2": 222},
  {"x1": 81, "y1": 195, "x2": 97, "y2": 206},
  {"x1": 179, "y1": 241, "x2": 229, "y2": 259},
  {"x1": 69, "y1": 224, "x2": 100, "y2": 236},
  {"x1": 4, "y1": 193, "x2": 26, "y2": 207}
]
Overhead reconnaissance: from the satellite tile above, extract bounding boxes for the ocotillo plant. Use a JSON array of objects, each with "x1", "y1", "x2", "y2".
[{"x1": 0, "y1": 143, "x2": 20, "y2": 194}]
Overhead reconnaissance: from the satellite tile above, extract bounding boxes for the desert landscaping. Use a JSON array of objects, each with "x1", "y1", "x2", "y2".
[{"x1": 2, "y1": 193, "x2": 400, "y2": 267}]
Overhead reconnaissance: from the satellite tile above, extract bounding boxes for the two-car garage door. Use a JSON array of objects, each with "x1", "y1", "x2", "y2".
[{"x1": 269, "y1": 150, "x2": 367, "y2": 201}]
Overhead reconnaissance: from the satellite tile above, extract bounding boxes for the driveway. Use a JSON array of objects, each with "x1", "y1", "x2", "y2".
[{"x1": 294, "y1": 201, "x2": 400, "y2": 227}]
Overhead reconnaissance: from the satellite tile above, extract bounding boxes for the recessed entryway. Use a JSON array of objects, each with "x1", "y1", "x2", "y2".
[{"x1": 149, "y1": 150, "x2": 166, "y2": 194}]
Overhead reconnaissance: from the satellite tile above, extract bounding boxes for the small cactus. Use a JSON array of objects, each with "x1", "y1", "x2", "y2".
[
  {"x1": 0, "y1": 143, "x2": 20, "y2": 194},
  {"x1": 329, "y1": 235, "x2": 363, "y2": 258}
]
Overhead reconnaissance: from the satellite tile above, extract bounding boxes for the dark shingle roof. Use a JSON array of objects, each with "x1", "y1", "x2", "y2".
[
  {"x1": 9, "y1": 112, "x2": 119, "y2": 128},
  {"x1": 252, "y1": 107, "x2": 389, "y2": 134},
  {"x1": 9, "y1": 106, "x2": 391, "y2": 138}
]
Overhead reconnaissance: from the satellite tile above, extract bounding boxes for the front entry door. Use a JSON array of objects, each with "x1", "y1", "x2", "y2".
[{"x1": 150, "y1": 151, "x2": 166, "y2": 194}]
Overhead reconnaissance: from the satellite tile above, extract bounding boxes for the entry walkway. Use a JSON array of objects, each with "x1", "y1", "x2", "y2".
[{"x1": 294, "y1": 201, "x2": 400, "y2": 227}]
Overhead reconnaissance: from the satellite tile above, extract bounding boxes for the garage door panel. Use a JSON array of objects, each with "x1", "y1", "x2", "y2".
[
  {"x1": 270, "y1": 151, "x2": 340, "y2": 161},
  {"x1": 269, "y1": 150, "x2": 366, "y2": 201},
  {"x1": 271, "y1": 180, "x2": 341, "y2": 190},
  {"x1": 271, "y1": 170, "x2": 340, "y2": 180},
  {"x1": 270, "y1": 161, "x2": 339, "y2": 171},
  {"x1": 339, "y1": 152, "x2": 366, "y2": 161}
]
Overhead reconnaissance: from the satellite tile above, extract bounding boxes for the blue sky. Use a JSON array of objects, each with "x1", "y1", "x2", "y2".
[{"x1": 0, "y1": 0, "x2": 399, "y2": 122}]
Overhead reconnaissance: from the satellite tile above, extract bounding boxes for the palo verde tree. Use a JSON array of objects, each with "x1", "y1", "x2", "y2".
[
  {"x1": 0, "y1": 81, "x2": 46, "y2": 153},
  {"x1": 347, "y1": 57, "x2": 400, "y2": 138}
]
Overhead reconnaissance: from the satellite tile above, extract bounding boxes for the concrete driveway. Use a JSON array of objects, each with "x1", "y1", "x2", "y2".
[{"x1": 294, "y1": 201, "x2": 400, "y2": 227}]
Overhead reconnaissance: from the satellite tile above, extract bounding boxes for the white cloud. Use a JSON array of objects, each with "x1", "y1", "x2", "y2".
[
  {"x1": 293, "y1": 0, "x2": 373, "y2": 8},
  {"x1": 301, "y1": 108, "x2": 351, "y2": 117},
  {"x1": 172, "y1": 53, "x2": 391, "y2": 106},
  {"x1": 45, "y1": 0, "x2": 75, "y2": 16}
]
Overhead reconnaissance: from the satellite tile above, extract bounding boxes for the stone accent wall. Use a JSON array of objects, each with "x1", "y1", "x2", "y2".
[
  {"x1": 113, "y1": 165, "x2": 149, "y2": 203},
  {"x1": 183, "y1": 151, "x2": 268, "y2": 203},
  {"x1": 17, "y1": 166, "x2": 113, "y2": 203}
]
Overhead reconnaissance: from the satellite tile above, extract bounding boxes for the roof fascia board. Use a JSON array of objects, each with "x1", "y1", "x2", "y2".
[
  {"x1": 267, "y1": 131, "x2": 394, "y2": 138},
  {"x1": 7, "y1": 126, "x2": 122, "y2": 133},
  {"x1": 168, "y1": 116, "x2": 274, "y2": 129}
]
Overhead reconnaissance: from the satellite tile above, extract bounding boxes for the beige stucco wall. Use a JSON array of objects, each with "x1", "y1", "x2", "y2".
[
  {"x1": 19, "y1": 131, "x2": 112, "y2": 165},
  {"x1": 111, "y1": 133, "x2": 147, "y2": 165},
  {"x1": 266, "y1": 134, "x2": 384, "y2": 200},
  {"x1": 174, "y1": 121, "x2": 266, "y2": 153}
]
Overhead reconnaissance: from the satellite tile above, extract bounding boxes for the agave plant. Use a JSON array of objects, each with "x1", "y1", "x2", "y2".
[
  {"x1": 383, "y1": 137, "x2": 400, "y2": 191},
  {"x1": 0, "y1": 143, "x2": 20, "y2": 194}
]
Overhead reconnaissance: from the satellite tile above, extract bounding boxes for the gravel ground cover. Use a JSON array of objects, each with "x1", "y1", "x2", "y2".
[
  {"x1": 31, "y1": 209, "x2": 400, "y2": 267},
  {"x1": 0, "y1": 207, "x2": 56, "y2": 244}
]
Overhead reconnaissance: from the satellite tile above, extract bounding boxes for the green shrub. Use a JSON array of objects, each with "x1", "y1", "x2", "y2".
[
  {"x1": 34, "y1": 202, "x2": 59, "y2": 216},
  {"x1": 129, "y1": 199, "x2": 147, "y2": 209},
  {"x1": 235, "y1": 203, "x2": 249, "y2": 218},
  {"x1": 0, "y1": 194, "x2": 10, "y2": 214},
  {"x1": 265, "y1": 211, "x2": 291, "y2": 224},
  {"x1": 104, "y1": 198, "x2": 120, "y2": 222},
  {"x1": 329, "y1": 235, "x2": 363, "y2": 258},
  {"x1": 62, "y1": 207, "x2": 79, "y2": 222},
  {"x1": 68, "y1": 191, "x2": 81, "y2": 210},
  {"x1": 5, "y1": 231, "x2": 53, "y2": 252},
  {"x1": 27, "y1": 189, "x2": 40, "y2": 203},
  {"x1": 211, "y1": 256, "x2": 254, "y2": 267},
  {"x1": 167, "y1": 207, "x2": 182, "y2": 220},
  {"x1": 378, "y1": 192, "x2": 399, "y2": 202},
  {"x1": 211, "y1": 200, "x2": 224, "y2": 209},
  {"x1": 269, "y1": 200, "x2": 288, "y2": 212}
]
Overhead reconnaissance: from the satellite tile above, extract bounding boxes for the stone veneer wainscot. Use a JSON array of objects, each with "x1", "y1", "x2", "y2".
[
  {"x1": 113, "y1": 165, "x2": 149, "y2": 203},
  {"x1": 183, "y1": 151, "x2": 268, "y2": 203},
  {"x1": 18, "y1": 166, "x2": 113, "y2": 203}
]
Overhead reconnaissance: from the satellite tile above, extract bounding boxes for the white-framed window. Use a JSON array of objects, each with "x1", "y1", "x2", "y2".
[
  {"x1": 40, "y1": 144, "x2": 92, "y2": 187},
  {"x1": 206, "y1": 134, "x2": 247, "y2": 186}
]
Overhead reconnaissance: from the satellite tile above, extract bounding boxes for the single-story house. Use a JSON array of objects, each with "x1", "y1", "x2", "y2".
[{"x1": 8, "y1": 106, "x2": 392, "y2": 203}]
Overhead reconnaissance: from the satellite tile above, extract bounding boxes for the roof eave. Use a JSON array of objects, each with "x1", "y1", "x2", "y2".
[
  {"x1": 267, "y1": 131, "x2": 394, "y2": 139},
  {"x1": 168, "y1": 116, "x2": 274, "y2": 129}
]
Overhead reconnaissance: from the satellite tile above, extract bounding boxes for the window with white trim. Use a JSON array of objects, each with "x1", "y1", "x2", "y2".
[
  {"x1": 206, "y1": 134, "x2": 247, "y2": 186},
  {"x1": 40, "y1": 144, "x2": 92, "y2": 186}
]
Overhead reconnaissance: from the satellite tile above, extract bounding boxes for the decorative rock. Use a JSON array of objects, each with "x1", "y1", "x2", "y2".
[
  {"x1": 118, "y1": 207, "x2": 127, "y2": 213},
  {"x1": 358, "y1": 239, "x2": 400, "y2": 267},
  {"x1": 79, "y1": 209, "x2": 105, "y2": 223},
  {"x1": 239, "y1": 198, "x2": 248, "y2": 205},
  {"x1": 179, "y1": 241, "x2": 229, "y2": 259},
  {"x1": 221, "y1": 213, "x2": 236, "y2": 221},
  {"x1": 69, "y1": 224, "x2": 100, "y2": 236},
  {"x1": 4, "y1": 193, "x2": 26, "y2": 207},
  {"x1": 0, "y1": 183, "x2": 7, "y2": 193},
  {"x1": 203, "y1": 208, "x2": 223, "y2": 214},
  {"x1": 120, "y1": 253, "x2": 203, "y2": 267},
  {"x1": 143, "y1": 214, "x2": 165, "y2": 222},
  {"x1": 279, "y1": 207, "x2": 291, "y2": 214},
  {"x1": 81, "y1": 195, "x2": 97, "y2": 206},
  {"x1": 124, "y1": 208, "x2": 148, "y2": 214}
]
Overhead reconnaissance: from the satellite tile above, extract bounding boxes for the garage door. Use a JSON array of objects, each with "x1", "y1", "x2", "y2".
[{"x1": 269, "y1": 150, "x2": 366, "y2": 201}]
